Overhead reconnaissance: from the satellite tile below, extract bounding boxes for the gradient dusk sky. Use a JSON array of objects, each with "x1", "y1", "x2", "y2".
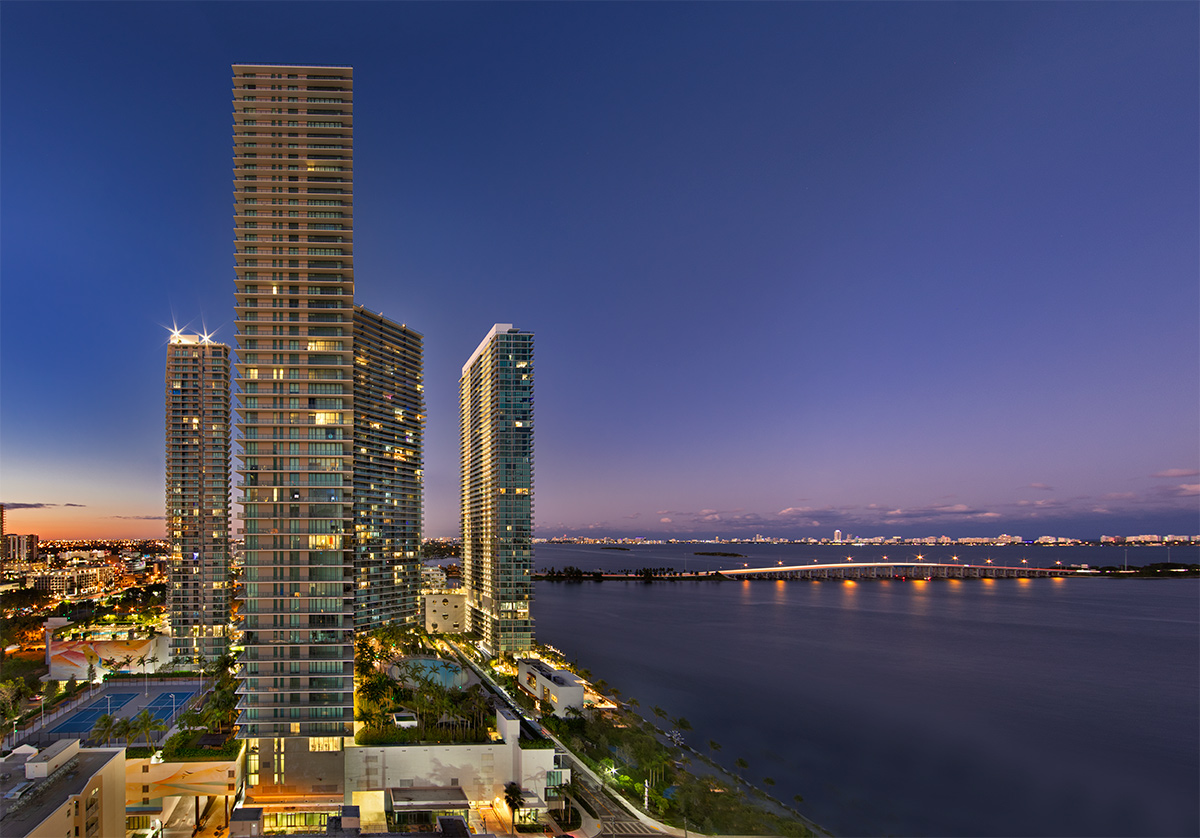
[{"x1": 1, "y1": 2, "x2": 1196, "y2": 541}]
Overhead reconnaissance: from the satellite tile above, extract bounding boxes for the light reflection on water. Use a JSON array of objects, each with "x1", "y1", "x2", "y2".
[{"x1": 533, "y1": 559, "x2": 1199, "y2": 838}]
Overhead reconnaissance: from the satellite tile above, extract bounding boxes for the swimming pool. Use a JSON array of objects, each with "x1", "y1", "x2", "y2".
[{"x1": 389, "y1": 657, "x2": 470, "y2": 690}]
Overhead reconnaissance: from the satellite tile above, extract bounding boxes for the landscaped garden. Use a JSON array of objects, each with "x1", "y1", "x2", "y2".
[{"x1": 354, "y1": 625, "x2": 498, "y2": 746}]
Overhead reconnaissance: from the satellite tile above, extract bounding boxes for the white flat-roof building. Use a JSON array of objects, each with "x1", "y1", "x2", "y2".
[{"x1": 516, "y1": 659, "x2": 585, "y2": 718}]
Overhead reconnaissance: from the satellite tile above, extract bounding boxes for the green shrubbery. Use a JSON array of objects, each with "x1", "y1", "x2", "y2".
[
  {"x1": 544, "y1": 708, "x2": 811, "y2": 836},
  {"x1": 158, "y1": 730, "x2": 242, "y2": 762}
]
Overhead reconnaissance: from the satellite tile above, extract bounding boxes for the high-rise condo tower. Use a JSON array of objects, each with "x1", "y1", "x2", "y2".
[
  {"x1": 231, "y1": 63, "x2": 424, "y2": 816},
  {"x1": 352, "y1": 306, "x2": 424, "y2": 630},
  {"x1": 460, "y1": 324, "x2": 535, "y2": 655},
  {"x1": 166, "y1": 333, "x2": 232, "y2": 664}
]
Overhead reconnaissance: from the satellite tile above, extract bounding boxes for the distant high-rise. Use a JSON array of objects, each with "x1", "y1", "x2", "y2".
[
  {"x1": 230, "y1": 64, "x2": 423, "y2": 812},
  {"x1": 165, "y1": 333, "x2": 231, "y2": 664},
  {"x1": 5, "y1": 534, "x2": 39, "y2": 564},
  {"x1": 460, "y1": 324, "x2": 534, "y2": 655}
]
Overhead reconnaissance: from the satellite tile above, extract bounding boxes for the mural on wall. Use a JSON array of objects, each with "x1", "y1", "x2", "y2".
[
  {"x1": 48, "y1": 636, "x2": 170, "y2": 681},
  {"x1": 126, "y1": 754, "x2": 243, "y2": 804}
]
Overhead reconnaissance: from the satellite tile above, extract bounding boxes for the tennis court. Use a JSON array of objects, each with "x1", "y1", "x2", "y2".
[
  {"x1": 48, "y1": 691, "x2": 137, "y2": 734},
  {"x1": 146, "y1": 691, "x2": 194, "y2": 722}
]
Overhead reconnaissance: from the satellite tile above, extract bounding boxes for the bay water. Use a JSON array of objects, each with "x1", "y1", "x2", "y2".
[{"x1": 531, "y1": 543, "x2": 1199, "y2": 837}]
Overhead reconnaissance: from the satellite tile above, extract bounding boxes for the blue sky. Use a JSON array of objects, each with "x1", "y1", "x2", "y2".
[{"x1": 1, "y1": 2, "x2": 1197, "y2": 540}]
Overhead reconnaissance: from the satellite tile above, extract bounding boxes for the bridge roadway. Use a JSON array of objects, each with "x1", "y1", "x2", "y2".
[{"x1": 716, "y1": 561, "x2": 1070, "y2": 580}]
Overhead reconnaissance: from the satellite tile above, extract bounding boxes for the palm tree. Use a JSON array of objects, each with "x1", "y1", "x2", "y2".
[
  {"x1": 131, "y1": 709, "x2": 167, "y2": 747},
  {"x1": 135, "y1": 654, "x2": 149, "y2": 694},
  {"x1": 503, "y1": 782, "x2": 523, "y2": 837},
  {"x1": 91, "y1": 713, "x2": 117, "y2": 746},
  {"x1": 113, "y1": 716, "x2": 133, "y2": 746},
  {"x1": 708, "y1": 739, "x2": 721, "y2": 759},
  {"x1": 673, "y1": 716, "x2": 692, "y2": 732}
]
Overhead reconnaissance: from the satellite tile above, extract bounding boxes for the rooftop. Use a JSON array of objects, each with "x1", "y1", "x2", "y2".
[{"x1": 0, "y1": 743, "x2": 123, "y2": 836}]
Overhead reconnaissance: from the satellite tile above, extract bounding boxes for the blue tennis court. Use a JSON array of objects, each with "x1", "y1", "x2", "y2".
[
  {"x1": 49, "y1": 692, "x2": 137, "y2": 734},
  {"x1": 146, "y1": 691, "x2": 194, "y2": 722}
]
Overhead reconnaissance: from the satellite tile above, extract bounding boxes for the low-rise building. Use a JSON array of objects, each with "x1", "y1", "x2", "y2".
[
  {"x1": 516, "y1": 659, "x2": 585, "y2": 718},
  {"x1": 423, "y1": 592, "x2": 466, "y2": 634},
  {"x1": 345, "y1": 706, "x2": 566, "y2": 833},
  {"x1": 0, "y1": 740, "x2": 126, "y2": 838}
]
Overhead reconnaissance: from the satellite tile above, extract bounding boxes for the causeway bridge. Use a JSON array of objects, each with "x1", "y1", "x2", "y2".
[{"x1": 713, "y1": 561, "x2": 1071, "y2": 580}]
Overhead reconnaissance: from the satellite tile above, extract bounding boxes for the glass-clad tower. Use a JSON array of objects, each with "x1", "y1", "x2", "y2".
[
  {"x1": 232, "y1": 64, "x2": 356, "y2": 805},
  {"x1": 166, "y1": 333, "x2": 231, "y2": 664},
  {"x1": 460, "y1": 324, "x2": 534, "y2": 655},
  {"x1": 352, "y1": 306, "x2": 424, "y2": 628}
]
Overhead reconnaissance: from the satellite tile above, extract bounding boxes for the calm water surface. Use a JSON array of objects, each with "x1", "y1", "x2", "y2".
[{"x1": 532, "y1": 544, "x2": 1199, "y2": 837}]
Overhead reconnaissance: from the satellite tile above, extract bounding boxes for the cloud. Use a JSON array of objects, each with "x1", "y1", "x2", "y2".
[
  {"x1": 880, "y1": 503, "x2": 996, "y2": 521},
  {"x1": 1016, "y1": 499, "x2": 1063, "y2": 508},
  {"x1": 1152, "y1": 468, "x2": 1199, "y2": 478},
  {"x1": 777, "y1": 507, "x2": 813, "y2": 516},
  {"x1": 0, "y1": 501, "x2": 86, "y2": 509},
  {"x1": 1100, "y1": 492, "x2": 1136, "y2": 501},
  {"x1": 1027, "y1": 483, "x2": 1054, "y2": 491},
  {"x1": 623, "y1": 513, "x2": 641, "y2": 520},
  {"x1": 109, "y1": 515, "x2": 166, "y2": 520},
  {"x1": 1147, "y1": 483, "x2": 1200, "y2": 499},
  {"x1": 660, "y1": 517, "x2": 672, "y2": 523}
]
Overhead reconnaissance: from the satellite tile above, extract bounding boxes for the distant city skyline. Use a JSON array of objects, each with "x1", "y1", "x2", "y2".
[{"x1": 1, "y1": 3, "x2": 1197, "y2": 541}]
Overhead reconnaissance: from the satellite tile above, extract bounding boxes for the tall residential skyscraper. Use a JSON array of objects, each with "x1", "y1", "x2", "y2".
[
  {"x1": 166, "y1": 333, "x2": 232, "y2": 664},
  {"x1": 232, "y1": 63, "x2": 357, "y2": 803},
  {"x1": 460, "y1": 324, "x2": 534, "y2": 656},
  {"x1": 352, "y1": 305, "x2": 424, "y2": 629},
  {"x1": 231, "y1": 64, "x2": 424, "y2": 813}
]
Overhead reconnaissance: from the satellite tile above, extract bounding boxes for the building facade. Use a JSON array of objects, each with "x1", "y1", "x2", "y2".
[
  {"x1": 231, "y1": 64, "x2": 424, "y2": 811},
  {"x1": 460, "y1": 325, "x2": 534, "y2": 655},
  {"x1": 0, "y1": 741, "x2": 126, "y2": 838},
  {"x1": 352, "y1": 306, "x2": 424, "y2": 630},
  {"x1": 5, "y1": 534, "x2": 39, "y2": 564},
  {"x1": 166, "y1": 333, "x2": 232, "y2": 665},
  {"x1": 232, "y1": 62, "x2": 357, "y2": 803}
]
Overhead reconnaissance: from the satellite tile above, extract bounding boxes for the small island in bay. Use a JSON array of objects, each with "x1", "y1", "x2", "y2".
[
  {"x1": 601, "y1": 546, "x2": 631, "y2": 551},
  {"x1": 695, "y1": 551, "x2": 746, "y2": 558}
]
